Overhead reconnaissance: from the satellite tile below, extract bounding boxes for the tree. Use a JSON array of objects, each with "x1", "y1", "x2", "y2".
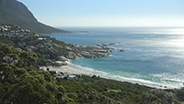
[
  {"x1": 0, "y1": 43, "x2": 12, "y2": 54},
  {"x1": 0, "y1": 51, "x2": 5, "y2": 61},
  {"x1": 20, "y1": 51, "x2": 38, "y2": 66}
]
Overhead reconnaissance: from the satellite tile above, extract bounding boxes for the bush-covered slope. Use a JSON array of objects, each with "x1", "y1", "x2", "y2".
[
  {"x1": 0, "y1": 43, "x2": 74, "y2": 104},
  {"x1": 56, "y1": 75, "x2": 180, "y2": 104}
]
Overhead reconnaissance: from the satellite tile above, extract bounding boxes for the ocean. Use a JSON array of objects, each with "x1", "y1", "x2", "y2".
[{"x1": 43, "y1": 27, "x2": 184, "y2": 89}]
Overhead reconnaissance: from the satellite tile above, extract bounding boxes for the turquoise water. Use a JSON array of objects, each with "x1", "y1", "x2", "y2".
[{"x1": 44, "y1": 27, "x2": 184, "y2": 89}]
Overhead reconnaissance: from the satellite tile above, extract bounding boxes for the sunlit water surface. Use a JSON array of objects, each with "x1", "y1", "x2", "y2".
[{"x1": 44, "y1": 27, "x2": 184, "y2": 89}]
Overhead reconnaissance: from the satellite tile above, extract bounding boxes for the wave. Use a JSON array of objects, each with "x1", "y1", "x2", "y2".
[{"x1": 69, "y1": 61, "x2": 184, "y2": 89}]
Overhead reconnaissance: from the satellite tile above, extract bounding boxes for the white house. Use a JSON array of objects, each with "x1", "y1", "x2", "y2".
[{"x1": 38, "y1": 37, "x2": 43, "y2": 40}]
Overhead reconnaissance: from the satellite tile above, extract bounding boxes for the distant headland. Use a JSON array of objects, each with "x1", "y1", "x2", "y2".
[{"x1": 0, "y1": 0, "x2": 67, "y2": 34}]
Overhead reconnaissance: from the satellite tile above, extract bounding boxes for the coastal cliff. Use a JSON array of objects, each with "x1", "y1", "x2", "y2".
[{"x1": 0, "y1": 0, "x2": 67, "y2": 33}]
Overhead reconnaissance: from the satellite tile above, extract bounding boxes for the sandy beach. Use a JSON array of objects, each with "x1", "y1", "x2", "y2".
[{"x1": 40, "y1": 62, "x2": 93, "y2": 76}]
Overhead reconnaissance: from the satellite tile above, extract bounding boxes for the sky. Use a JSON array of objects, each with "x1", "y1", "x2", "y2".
[{"x1": 17, "y1": 0, "x2": 184, "y2": 27}]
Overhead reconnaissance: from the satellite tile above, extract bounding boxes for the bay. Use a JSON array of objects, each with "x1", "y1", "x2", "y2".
[{"x1": 43, "y1": 27, "x2": 184, "y2": 89}]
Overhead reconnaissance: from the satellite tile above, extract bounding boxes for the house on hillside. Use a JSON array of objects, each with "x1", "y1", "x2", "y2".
[
  {"x1": 1, "y1": 26, "x2": 8, "y2": 32},
  {"x1": 3, "y1": 56, "x2": 18, "y2": 64},
  {"x1": 18, "y1": 42, "x2": 26, "y2": 46},
  {"x1": 53, "y1": 72, "x2": 66, "y2": 81}
]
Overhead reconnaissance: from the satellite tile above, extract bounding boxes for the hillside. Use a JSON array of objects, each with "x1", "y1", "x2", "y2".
[
  {"x1": 0, "y1": 43, "x2": 182, "y2": 104},
  {"x1": 0, "y1": 0, "x2": 67, "y2": 33},
  {"x1": 0, "y1": 42, "x2": 181, "y2": 104},
  {"x1": 0, "y1": 23, "x2": 112, "y2": 66}
]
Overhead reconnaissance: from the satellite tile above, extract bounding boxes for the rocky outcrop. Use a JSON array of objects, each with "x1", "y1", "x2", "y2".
[
  {"x1": 50, "y1": 41, "x2": 114, "y2": 60},
  {"x1": 58, "y1": 56, "x2": 69, "y2": 62},
  {"x1": 66, "y1": 52, "x2": 84, "y2": 59},
  {"x1": 119, "y1": 49, "x2": 125, "y2": 52},
  {"x1": 65, "y1": 47, "x2": 112, "y2": 60},
  {"x1": 97, "y1": 42, "x2": 121, "y2": 47}
]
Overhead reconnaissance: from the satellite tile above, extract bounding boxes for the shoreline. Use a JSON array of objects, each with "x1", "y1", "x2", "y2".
[
  {"x1": 40, "y1": 60, "x2": 184, "y2": 89},
  {"x1": 40, "y1": 61, "x2": 94, "y2": 76}
]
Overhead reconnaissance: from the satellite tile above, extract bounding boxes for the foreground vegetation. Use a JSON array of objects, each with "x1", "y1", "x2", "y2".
[
  {"x1": 56, "y1": 75, "x2": 182, "y2": 104},
  {"x1": 0, "y1": 43, "x2": 74, "y2": 104},
  {"x1": 1, "y1": 40, "x2": 184, "y2": 104}
]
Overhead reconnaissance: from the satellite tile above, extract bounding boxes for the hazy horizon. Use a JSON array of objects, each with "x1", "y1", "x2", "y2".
[{"x1": 18, "y1": 0, "x2": 184, "y2": 27}]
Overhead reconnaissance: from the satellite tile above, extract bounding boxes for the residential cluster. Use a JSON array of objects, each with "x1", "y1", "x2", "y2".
[
  {"x1": 53, "y1": 71, "x2": 81, "y2": 81},
  {"x1": 0, "y1": 24, "x2": 53, "y2": 52}
]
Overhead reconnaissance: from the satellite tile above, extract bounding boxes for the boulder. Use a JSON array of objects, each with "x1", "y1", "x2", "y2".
[
  {"x1": 59, "y1": 56, "x2": 68, "y2": 62},
  {"x1": 66, "y1": 52, "x2": 82, "y2": 59},
  {"x1": 96, "y1": 44, "x2": 108, "y2": 47},
  {"x1": 119, "y1": 49, "x2": 125, "y2": 52},
  {"x1": 93, "y1": 49, "x2": 108, "y2": 53},
  {"x1": 108, "y1": 43, "x2": 117, "y2": 46}
]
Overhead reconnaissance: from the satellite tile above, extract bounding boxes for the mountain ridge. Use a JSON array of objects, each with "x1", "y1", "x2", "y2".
[{"x1": 0, "y1": 0, "x2": 67, "y2": 33}]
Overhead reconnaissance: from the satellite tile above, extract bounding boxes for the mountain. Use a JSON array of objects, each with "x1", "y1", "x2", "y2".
[{"x1": 0, "y1": 0, "x2": 67, "y2": 33}]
